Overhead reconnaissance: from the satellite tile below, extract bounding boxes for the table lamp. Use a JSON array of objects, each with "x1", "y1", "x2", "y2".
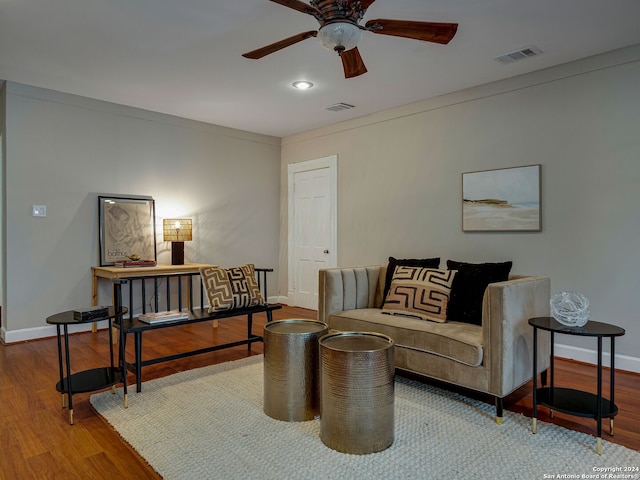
[{"x1": 163, "y1": 218, "x2": 192, "y2": 265}]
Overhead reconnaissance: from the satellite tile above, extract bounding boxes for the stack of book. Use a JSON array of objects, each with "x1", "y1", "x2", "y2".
[
  {"x1": 114, "y1": 260, "x2": 157, "y2": 268},
  {"x1": 138, "y1": 310, "x2": 189, "y2": 324}
]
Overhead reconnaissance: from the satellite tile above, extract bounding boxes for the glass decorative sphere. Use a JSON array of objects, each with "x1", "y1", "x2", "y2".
[{"x1": 550, "y1": 291, "x2": 590, "y2": 327}]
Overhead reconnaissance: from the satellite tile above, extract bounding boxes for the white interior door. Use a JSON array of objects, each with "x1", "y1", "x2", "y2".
[{"x1": 288, "y1": 156, "x2": 337, "y2": 310}]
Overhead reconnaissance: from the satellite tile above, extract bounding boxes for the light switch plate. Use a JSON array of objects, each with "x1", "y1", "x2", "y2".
[{"x1": 32, "y1": 205, "x2": 47, "y2": 217}]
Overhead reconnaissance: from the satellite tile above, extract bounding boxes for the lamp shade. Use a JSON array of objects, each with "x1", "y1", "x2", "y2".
[
  {"x1": 318, "y1": 21, "x2": 362, "y2": 52},
  {"x1": 163, "y1": 218, "x2": 192, "y2": 242}
]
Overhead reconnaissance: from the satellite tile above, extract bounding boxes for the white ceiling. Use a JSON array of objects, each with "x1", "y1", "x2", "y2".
[{"x1": 2, "y1": 0, "x2": 640, "y2": 138}]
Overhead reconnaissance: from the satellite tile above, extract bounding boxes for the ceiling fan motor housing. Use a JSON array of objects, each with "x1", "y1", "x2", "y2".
[{"x1": 310, "y1": 0, "x2": 369, "y2": 23}]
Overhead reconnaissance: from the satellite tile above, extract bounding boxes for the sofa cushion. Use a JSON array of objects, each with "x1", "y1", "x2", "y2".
[
  {"x1": 446, "y1": 260, "x2": 513, "y2": 325},
  {"x1": 381, "y1": 267, "x2": 456, "y2": 323},
  {"x1": 383, "y1": 256, "x2": 440, "y2": 301},
  {"x1": 200, "y1": 264, "x2": 264, "y2": 312},
  {"x1": 329, "y1": 308, "x2": 483, "y2": 367}
]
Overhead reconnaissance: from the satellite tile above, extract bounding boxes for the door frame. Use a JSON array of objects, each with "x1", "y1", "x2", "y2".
[{"x1": 287, "y1": 155, "x2": 338, "y2": 304}]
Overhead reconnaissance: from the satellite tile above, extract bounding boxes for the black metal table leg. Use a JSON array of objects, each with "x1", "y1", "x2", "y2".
[
  {"x1": 247, "y1": 313, "x2": 253, "y2": 352},
  {"x1": 63, "y1": 324, "x2": 74, "y2": 424},
  {"x1": 549, "y1": 331, "x2": 555, "y2": 417},
  {"x1": 596, "y1": 336, "x2": 603, "y2": 454},
  {"x1": 55, "y1": 325, "x2": 65, "y2": 408},
  {"x1": 532, "y1": 325, "x2": 538, "y2": 433},
  {"x1": 610, "y1": 337, "x2": 616, "y2": 436},
  {"x1": 135, "y1": 332, "x2": 143, "y2": 393},
  {"x1": 120, "y1": 319, "x2": 129, "y2": 407},
  {"x1": 112, "y1": 279, "x2": 129, "y2": 407}
]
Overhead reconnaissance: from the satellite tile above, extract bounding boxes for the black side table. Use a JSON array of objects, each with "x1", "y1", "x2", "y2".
[
  {"x1": 529, "y1": 316, "x2": 625, "y2": 454},
  {"x1": 46, "y1": 306, "x2": 127, "y2": 424}
]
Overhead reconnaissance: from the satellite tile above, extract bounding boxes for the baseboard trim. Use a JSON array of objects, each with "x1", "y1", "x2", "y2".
[
  {"x1": 1, "y1": 320, "x2": 111, "y2": 344},
  {"x1": 554, "y1": 343, "x2": 640, "y2": 374}
]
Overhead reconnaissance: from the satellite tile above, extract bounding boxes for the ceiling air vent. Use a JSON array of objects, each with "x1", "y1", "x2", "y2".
[
  {"x1": 494, "y1": 45, "x2": 542, "y2": 64},
  {"x1": 325, "y1": 102, "x2": 356, "y2": 112}
]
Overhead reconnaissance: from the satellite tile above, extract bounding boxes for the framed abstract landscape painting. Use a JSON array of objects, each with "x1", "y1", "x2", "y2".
[{"x1": 462, "y1": 165, "x2": 541, "y2": 232}]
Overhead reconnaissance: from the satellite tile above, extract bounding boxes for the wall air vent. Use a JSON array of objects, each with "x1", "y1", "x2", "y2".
[
  {"x1": 325, "y1": 102, "x2": 356, "y2": 112},
  {"x1": 494, "y1": 45, "x2": 542, "y2": 64}
]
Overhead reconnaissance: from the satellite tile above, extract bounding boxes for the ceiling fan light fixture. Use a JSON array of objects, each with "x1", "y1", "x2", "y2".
[{"x1": 317, "y1": 21, "x2": 361, "y2": 53}]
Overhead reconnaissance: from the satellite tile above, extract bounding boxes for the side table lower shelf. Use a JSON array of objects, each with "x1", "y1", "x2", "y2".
[
  {"x1": 56, "y1": 367, "x2": 123, "y2": 395},
  {"x1": 536, "y1": 387, "x2": 618, "y2": 419},
  {"x1": 56, "y1": 367, "x2": 122, "y2": 424}
]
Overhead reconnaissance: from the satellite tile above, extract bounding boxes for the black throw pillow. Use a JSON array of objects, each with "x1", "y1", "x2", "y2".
[
  {"x1": 446, "y1": 260, "x2": 513, "y2": 325},
  {"x1": 383, "y1": 256, "x2": 440, "y2": 302}
]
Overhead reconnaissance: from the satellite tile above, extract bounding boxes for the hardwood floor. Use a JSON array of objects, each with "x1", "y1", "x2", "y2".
[{"x1": 1, "y1": 305, "x2": 638, "y2": 479}]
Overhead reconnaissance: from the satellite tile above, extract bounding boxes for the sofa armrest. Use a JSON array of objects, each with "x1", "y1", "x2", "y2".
[
  {"x1": 318, "y1": 266, "x2": 386, "y2": 324},
  {"x1": 483, "y1": 275, "x2": 551, "y2": 397}
]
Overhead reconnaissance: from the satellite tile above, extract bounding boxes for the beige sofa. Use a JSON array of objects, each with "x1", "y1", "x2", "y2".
[{"x1": 318, "y1": 265, "x2": 551, "y2": 423}]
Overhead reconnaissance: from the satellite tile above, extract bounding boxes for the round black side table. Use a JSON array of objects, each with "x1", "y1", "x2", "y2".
[
  {"x1": 46, "y1": 307, "x2": 127, "y2": 424},
  {"x1": 529, "y1": 316, "x2": 625, "y2": 454}
]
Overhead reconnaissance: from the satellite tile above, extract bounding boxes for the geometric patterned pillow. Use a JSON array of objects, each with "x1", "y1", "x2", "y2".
[
  {"x1": 382, "y1": 256, "x2": 441, "y2": 302},
  {"x1": 381, "y1": 266, "x2": 456, "y2": 323},
  {"x1": 200, "y1": 264, "x2": 264, "y2": 313}
]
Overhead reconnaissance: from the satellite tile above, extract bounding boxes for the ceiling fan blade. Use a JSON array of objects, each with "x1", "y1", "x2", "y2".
[
  {"x1": 364, "y1": 19, "x2": 458, "y2": 44},
  {"x1": 270, "y1": 0, "x2": 321, "y2": 16},
  {"x1": 243, "y1": 31, "x2": 318, "y2": 59},
  {"x1": 341, "y1": 47, "x2": 368, "y2": 79}
]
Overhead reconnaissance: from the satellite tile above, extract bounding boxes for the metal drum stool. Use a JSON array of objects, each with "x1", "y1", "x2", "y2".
[
  {"x1": 319, "y1": 331, "x2": 395, "y2": 454},
  {"x1": 263, "y1": 319, "x2": 329, "y2": 422}
]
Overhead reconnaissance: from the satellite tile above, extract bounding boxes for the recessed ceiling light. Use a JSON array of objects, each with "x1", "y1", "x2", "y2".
[{"x1": 292, "y1": 81, "x2": 314, "y2": 90}]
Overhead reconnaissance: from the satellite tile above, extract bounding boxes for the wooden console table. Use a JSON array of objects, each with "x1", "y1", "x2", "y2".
[
  {"x1": 91, "y1": 263, "x2": 215, "y2": 332},
  {"x1": 92, "y1": 263, "x2": 214, "y2": 306}
]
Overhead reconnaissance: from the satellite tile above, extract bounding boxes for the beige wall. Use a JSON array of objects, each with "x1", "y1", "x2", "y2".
[
  {"x1": 2, "y1": 46, "x2": 638, "y2": 369},
  {"x1": 2, "y1": 83, "x2": 281, "y2": 341},
  {"x1": 280, "y1": 45, "x2": 640, "y2": 368}
]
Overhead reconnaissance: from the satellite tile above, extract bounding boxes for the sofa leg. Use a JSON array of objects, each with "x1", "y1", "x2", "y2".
[
  {"x1": 495, "y1": 397, "x2": 504, "y2": 424},
  {"x1": 540, "y1": 368, "x2": 548, "y2": 386}
]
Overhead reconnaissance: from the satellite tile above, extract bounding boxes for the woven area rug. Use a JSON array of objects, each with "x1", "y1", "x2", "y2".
[{"x1": 91, "y1": 356, "x2": 639, "y2": 479}]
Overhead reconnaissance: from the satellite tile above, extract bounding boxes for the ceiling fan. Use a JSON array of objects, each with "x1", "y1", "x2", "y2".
[{"x1": 242, "y1": 0, "x2": 458, "y2": 79}]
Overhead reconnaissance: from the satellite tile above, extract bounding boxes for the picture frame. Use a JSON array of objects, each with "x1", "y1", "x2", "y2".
[
  {"x1": 98, "y1": 196, "x2": 157, "y2": 265},
  {"x1": 462, "y1": 165, "x2": 541, "y2": 232}
]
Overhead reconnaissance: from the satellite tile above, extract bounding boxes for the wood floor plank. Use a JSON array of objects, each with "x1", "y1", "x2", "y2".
[
  {"x1": 0, "y1": 444, "x2": 33, "y2": 480},
  {"x1": 25, "y1": 450, "x2": 84, "y2": 480},
  {"x1": 0, "y1": 305, "x2": 637, "y2": 480}
]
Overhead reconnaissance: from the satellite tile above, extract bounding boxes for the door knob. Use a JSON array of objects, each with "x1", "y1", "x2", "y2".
[{"x1": 323, "y1": 249, "x2": 330, "y2": 254}]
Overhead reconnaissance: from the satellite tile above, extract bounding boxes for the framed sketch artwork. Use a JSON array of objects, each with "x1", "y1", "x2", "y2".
[
  {"x1": 98, "y1": 196, "x2": 157, "y2": 265},
  {"x1": 462, "y1": 165, "x2": 541, "y2": 232}
]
